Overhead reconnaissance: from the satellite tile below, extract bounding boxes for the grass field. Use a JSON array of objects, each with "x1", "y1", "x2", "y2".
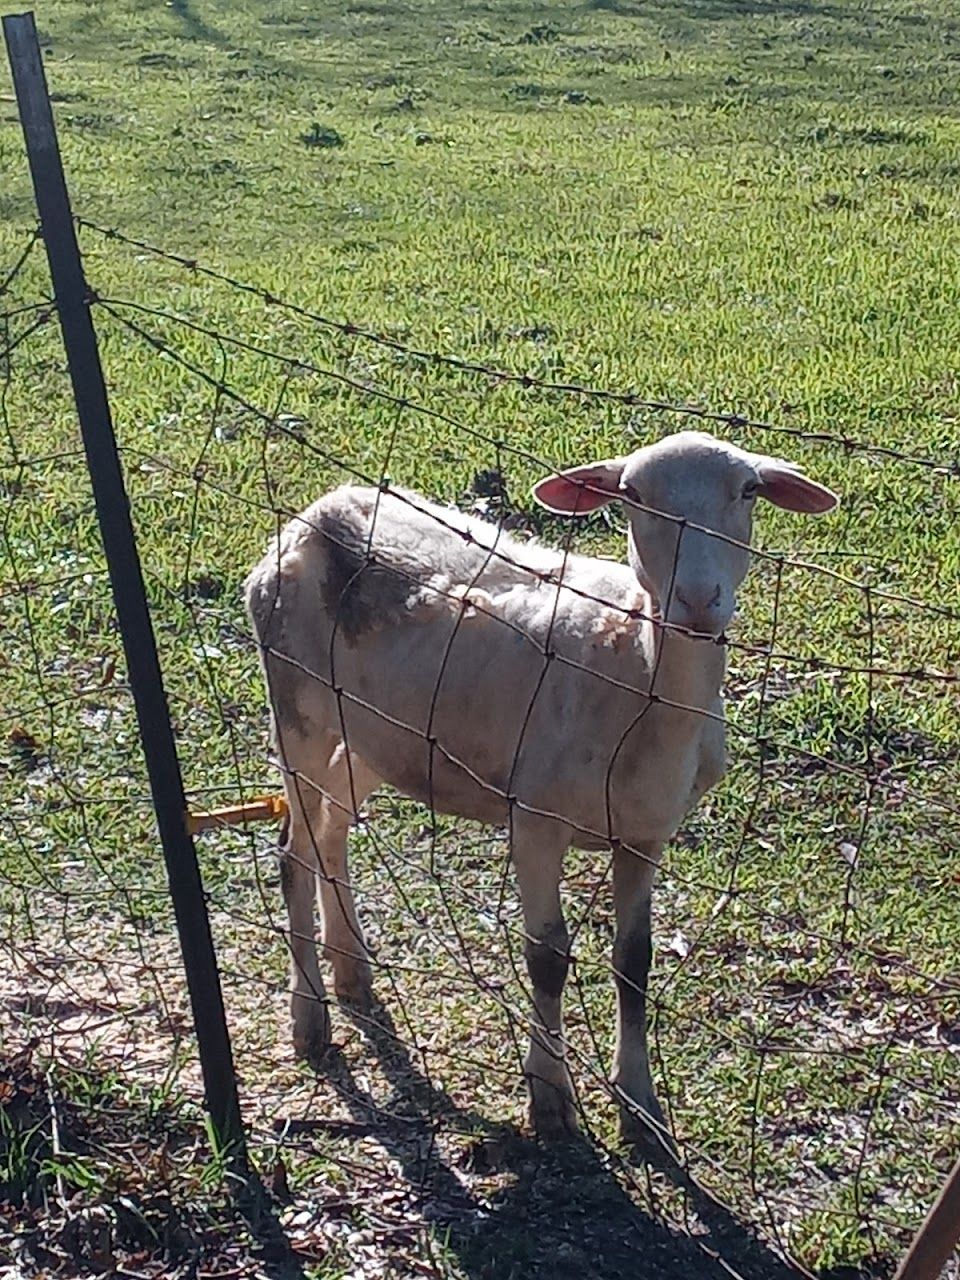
[{"x1": 2, "y1": 1, "x2": 960, "y2": 1276}]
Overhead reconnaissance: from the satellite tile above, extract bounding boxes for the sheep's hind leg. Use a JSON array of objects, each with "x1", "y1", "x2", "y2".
[
  {"x1": 278, "y1": 729, "x2": 379, "y2": 1062},
  {"x1": 611, "y1": 841, "x2": 672, "y2": 1153},
  {"x1": 513, "y1": 817, "x2": 577, "y2": 1138},
  {"x1": 278, "y1": 732, "x2": 336, "y2": 1065}
]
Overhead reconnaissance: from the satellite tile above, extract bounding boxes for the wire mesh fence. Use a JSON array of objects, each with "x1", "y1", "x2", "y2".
[{"x1": 2, "y1": 213, "x2": 959, "y2": 1279}]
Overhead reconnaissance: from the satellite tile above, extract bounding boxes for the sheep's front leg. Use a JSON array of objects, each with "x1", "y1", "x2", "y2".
[
  {"x1": 612, "y1": 841, "x2": 670, "y2": 1150},
  {"x1": 513, "y1": 821, "x2": 576, "y2": 1138},
  {"x1": 280, "y1": 794, "x2": 331, "y2": 1063}
]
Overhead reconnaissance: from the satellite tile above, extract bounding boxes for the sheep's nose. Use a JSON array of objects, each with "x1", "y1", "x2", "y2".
[
  {"x1": 675, "y1": 583, "x2": 721, "y2": 610},
  {"x1": 672, "y1": 583, "x2": 723, "y2": 634}
]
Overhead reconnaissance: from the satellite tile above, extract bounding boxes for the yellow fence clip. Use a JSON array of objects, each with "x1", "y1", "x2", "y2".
[{"x1": 187, "y1": 793, "x2": 288, "y2": 835}]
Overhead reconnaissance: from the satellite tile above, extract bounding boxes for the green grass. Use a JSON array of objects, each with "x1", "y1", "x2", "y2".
[{"x1": 2, "y1": 1, "x2": 960, "y2": 1276}]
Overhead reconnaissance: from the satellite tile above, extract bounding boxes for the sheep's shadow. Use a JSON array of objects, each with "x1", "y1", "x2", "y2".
[{"x1": 279, "y1": 996, "x2": 810, "y2": 1280}]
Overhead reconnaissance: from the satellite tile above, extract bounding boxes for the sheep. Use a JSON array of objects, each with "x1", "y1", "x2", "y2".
[{"x1": 245, "y1": 429, "x2": 838, "y2": 1145}]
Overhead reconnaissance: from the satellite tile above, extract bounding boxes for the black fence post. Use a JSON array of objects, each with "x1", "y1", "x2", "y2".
[{"x1": 3, "y1": 10, "x2": 247, "y2": 1170}]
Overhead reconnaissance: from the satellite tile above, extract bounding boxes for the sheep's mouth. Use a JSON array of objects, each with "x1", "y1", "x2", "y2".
[{"x1": 656, "y1": 611, "x2": 728, "y2": 643}]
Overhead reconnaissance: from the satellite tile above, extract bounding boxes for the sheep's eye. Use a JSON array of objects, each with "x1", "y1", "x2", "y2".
[{"x1": 741, "y1": 481, "x2": 759, "y2": 501}]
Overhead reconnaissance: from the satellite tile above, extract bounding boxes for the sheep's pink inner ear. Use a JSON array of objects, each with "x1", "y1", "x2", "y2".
[
  {"x1": 756, "y1": 460, "x2": 839, "y2": 514},
  {"x1": 531, "y1": 459, "x2": 625, "y2": 515}
]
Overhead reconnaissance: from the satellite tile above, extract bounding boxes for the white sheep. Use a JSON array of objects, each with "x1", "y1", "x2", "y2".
[{"x1": 245, "y1": 430, "x2": 837, "y2": 1144}]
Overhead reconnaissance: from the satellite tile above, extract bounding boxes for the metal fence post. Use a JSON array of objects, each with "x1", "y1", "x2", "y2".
[
  {"x1": 893, "y1": 1155, "x2": 960, "y2": 1280},
  {"x1": 3, "y1": 9, "x2": 247, "y2": 1169}
]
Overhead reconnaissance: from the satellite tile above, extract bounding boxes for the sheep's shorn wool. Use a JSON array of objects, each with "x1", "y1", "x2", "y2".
[{"x1": 246, "y1": 431, "x2": 838, "y2": 1144}]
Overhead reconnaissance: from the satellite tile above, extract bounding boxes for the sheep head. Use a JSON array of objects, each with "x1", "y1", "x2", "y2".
[{"x1": 532, "y1": 431, "x2": 839, "y2": 636}]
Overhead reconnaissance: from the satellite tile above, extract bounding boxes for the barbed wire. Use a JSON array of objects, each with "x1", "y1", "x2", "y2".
[
  {"x1": 76, "y1": 218, "x2": 960, "y2": 478},
  {"x1": 94, "y1": 298, "x2": 960, "y2": 636}
]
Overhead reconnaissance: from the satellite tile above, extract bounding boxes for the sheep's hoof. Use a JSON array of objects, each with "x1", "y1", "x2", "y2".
[
  {"x1": 619, "y1": 1092, "x2": 676, "y2": 1160},
  {"x1": 528, "y1": 1077, "x2": 579, "y2": 1141},
  {"x1": 334, "y1": 961, "x2": 374, "y2": 1012},
  {"x1": 292, "y1": 1001, "x2": 332, "y2": 1067}
]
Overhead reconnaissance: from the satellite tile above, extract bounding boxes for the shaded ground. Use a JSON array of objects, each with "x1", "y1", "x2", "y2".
[
  {"x1": 1, "y1": 1005, "x2": 814, "y2": 1280},
  {"x1": 0, "y1": 926, "x2": 816, "y2": 1278}
]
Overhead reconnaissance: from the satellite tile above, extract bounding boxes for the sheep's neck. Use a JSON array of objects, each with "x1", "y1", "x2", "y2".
[
  {"x1": 648, "y1": 622, "x2": 726, "y2": 717},
  {"x1": 626, "y1": 535, "x2": 726, "y2": 711}
]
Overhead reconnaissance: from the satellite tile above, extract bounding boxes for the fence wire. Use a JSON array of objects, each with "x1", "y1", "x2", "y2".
[{"x1": 1, "y1": 220, "x2": 958, "y2": 1280}]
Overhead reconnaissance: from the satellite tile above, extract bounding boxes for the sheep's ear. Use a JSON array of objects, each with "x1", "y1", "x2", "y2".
[
  {"x1": 531, "y1": 458, "x2": 627, "y2": 516},
  {"x1": 753, "y1": 455, "x2": 839, "y2": 514}
]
